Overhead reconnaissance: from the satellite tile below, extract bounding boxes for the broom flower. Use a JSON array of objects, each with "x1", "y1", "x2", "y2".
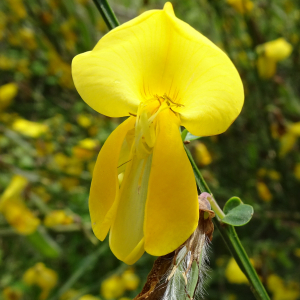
[{"x1": 72, "y1": 2, "x2": 244, "y2": 264}]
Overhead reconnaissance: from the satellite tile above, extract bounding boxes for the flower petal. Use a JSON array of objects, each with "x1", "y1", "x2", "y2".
[
  {"x1": 109, "y1": 153, "x2": 152, "y2": 264},
  {"x1": 144, "y1": 109, "x2": 199, "y2": 256},
  {"x1": 71, "y1": 10, "x2": 158, "y2": 117},
  {"x1": 89, "y1": 117, "x2": 135, "y2": 241}
]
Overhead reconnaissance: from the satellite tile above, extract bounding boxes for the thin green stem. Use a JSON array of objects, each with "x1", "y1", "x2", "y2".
[
  {"x1": 92, "y1": 0, "x2": 119, "y2": 30},
  {"x1": 184, "y1": 145, "x2": 270, "y2": 300}
]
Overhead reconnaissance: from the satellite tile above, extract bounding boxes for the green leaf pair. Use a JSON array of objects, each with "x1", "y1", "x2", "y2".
[{"x1": 222, "y1": 197, "x2": 254, "y2": 226}]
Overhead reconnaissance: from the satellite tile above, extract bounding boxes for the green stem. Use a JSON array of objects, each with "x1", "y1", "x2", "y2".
[
  {"x1": 92, "y1": 0, "x2": 119, "y2": 30},
  {"x1": 184, "y1": 146, "x2": 270, "y2": 300}
]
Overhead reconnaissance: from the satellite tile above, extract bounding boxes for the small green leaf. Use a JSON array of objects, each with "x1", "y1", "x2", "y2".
[
  {"x1": 185, "y1": 132, "x2": 201, "y2": 141},
  {"x1": 222, "y1": 197, "x2": 254, "y2": 226},
  {"x1": 181, "y1": 129, "x2": 201, "y2": 142},
  {"x1": 223, "y1": 197, "x2": 243, "y2": 214}
]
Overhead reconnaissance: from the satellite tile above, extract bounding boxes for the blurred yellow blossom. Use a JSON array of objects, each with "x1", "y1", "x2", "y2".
[
  {"x1": 0, "y1": 83, "x2": 18, "y2": 110},
  {"x1": 79, "y1": 295, "x2": 101, "y2": 300},
  {"x1": 12, "y1": 118, "x2": 49, "y2": 138},
  {"x1": 19, "y1": 28, "x2": 37, "y2": 50},
  {"x1": 256, "y1": 181, "x2": 272, "y2": 202},
  {"x1": 256, "y1": 38, "x2": 292, "y2": 79},
  {"x1": 121, "y1": 269, "x2": 140, "y2": 291},
  {"x1": 7, "y1": 0, "x2": 27, "y2": 19},
  {"x1": 268, "y1": 170, "x2": 281, "y2": 181},
  {"x1": 2, "y1": 287, "x2": 22, "y2": 300},
  {"x1": 263, "y1": 38, "x2": 293, "y2": 61},
  {"x1": 294, "y1": 248, "x2": 300, "y2": 257},
  {"x1": 32, "y1": 186, "x2": 51, "y2": 202},
  {"x1": 3, "y1": 199, "x2": 40, "y2": 234},
  {"x1": 73, "y1": 138, "x2": 99, "y2": 160},
  {"x1": 60, "y1": 289, "x2": 80, "y2": 300},
  {"x1": 77, "y1": 114, "x2": 92, "y2": 128},
  {"x1": 23, "y1": 262, "x2": 58, "y2": 300},
  {"x1": 44, "y1": 210, "x2": 73, "y2": 227},
  {"x1": 257, "y1": 56, "x2": 277, "y2": 79},
  {"x1": 119, "y1": 298, "x2": 131, "y2": 300},
  {"x1": 0, "y1": 175, "x2": 40, "y2": 234},
  {"x1": 267, "y1": 274, "x2": 300, "y2": 300},
  {"x1": 227, "y1": 0, "x2": 253, "y2": 14},
  {"x1": 194, "y1": 142, "x2": 212, "y2": 166},
  {"x1": 279, "y1": 122, "x2": 300, "y2": 157},
  {"x1": 0, "y1": 55, "x2": 16, "y2": 70},
  {"x1": 101, "y1": 275, "x2": 125, "y2": 300},
  {"x1": 294, "y1": 163, "x2": 300, "y2": 181},
  {"x1": 61, "y1": 177, "x2": 80, "y2": 191},
  {"x1": 225, "y1": 257, "x2": 248, "y2": 284}
]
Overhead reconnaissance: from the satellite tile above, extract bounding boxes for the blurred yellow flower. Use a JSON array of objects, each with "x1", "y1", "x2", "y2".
[
  {"x1": 101, "y1": 275, "x2": 125, "y2": 300},
  {"x1": 19, "y1": 28, "x2": 37, "y2": 50},
  {"x1": 256, "y1": 181, "x2": 272, "y2": 202},
  {"x1": 267, "y1": 274, "x2": 300, "y2": 300},
  {"x1": 44, "y1": 210, "x2": 73, "y2": 227},
  {"x1": 256, "y1": 38, "x2": 292, "y2": 79},
  {"x1": 32, "y1": 186, "x2": 51, "y2": 202},
  {"x1": 79, "y1": 295, "x2": 101, "y2": 300},
  {"x1": 23, "y1": 262, "x2": 58, "y2": 300},
  {"x1": 227, "y1": 0, "x2": 253, "y2": 14},
  {"x1": 12, "y1": 118, "x2": 48, "y2": 138},
  {"x1": 121, "y1": 269, "x2": 140, "y2": 291},
  {"x1": 77, "y1": 114, "x2": 92, "y2": 128},
  {"x1": 279, "y1": 122, "x2": 300, "y2": 157},
  {"x1": 60, "y1": 289, "x2": 80, "y2": 300},
  {"x1": 225, "y1": 257, "x2": 248, "y2": 284},
  {"x1": 0, "y1": 83, "x2": 18, "y2": 111},
  {"x1": 0, "y1": 55, "x2": 16, "y2": 70},
  {"x1": 0, "y1": 175, "x2": 40, "y2": 235},
  {"x1": 194, "y1": 142, "x2": 212, "y2": 166},
  {"x1": 2, "y1": 287, "x2": 22, "y2": 300},
  {"x1": 263, "y1": 38, "x2": 293, "y2": 61},
  {"x1": 294, "y1": 163, "x2": 300, "y2": 181},
  {"x1": 61, "y1": 177, "x2": 80, "y2": 191},
  {"x1": 73, "y1": 138, "x2": 99, "y2": 161},
  {"x1": 73, "y1": 2, "x2": 244, "y2": 264},
  {"x1": 294, "y1": 248, "x2": 300, "y2": 258},
  {"x1": 7, "y1": 0, "x2": 27, "y2": 19}
]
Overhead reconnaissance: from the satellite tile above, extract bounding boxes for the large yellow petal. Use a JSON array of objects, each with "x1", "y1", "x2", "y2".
[
  {"x1": 144, "y1": 109, "x2": 199, "y2": 256},
  {"x1": 72, "y1": 2, "x2": 243, "y2": 133},
  {"x1": 109, "y1": 153, "x2": 152, "y2": 264},
  {"x1": 89, "y1": 117, "x2": 135, "y2": 241}
]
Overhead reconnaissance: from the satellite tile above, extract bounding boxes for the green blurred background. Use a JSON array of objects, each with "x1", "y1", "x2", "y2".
[{"x1": 0, "y1": 0, "x2": 300, "y2": 299}]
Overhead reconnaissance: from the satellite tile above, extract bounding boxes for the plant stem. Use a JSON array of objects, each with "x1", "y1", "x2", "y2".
[
  {"x1": 92, "y1": 0, "x2": 120, "y2": 30},
  {"x1": 184, "y1": 145, "x2": 270, "y2": 300}
]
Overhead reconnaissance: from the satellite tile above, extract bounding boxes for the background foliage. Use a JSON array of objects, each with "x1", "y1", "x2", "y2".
[{"x1": 0, "y1": 0, "x2": 300, "y2": 299}]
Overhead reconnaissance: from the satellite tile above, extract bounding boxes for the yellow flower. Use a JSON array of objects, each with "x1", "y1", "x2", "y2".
[
  {"x1": 194, "y1": 142, "x2": 212, "y2": 166},
  {"x1": 0, "y1": 175, "x2": 40, "y2": 235},
  {"x1": 23, "y1": 262, "x2": 58, "y2": 300},
  {"x1": 256, "y1": 181, "x2": 272, "y2": 202},
  {"x1": 77, "y1": 114, "x2": 92, "y2": 128},
  {"x1": 12, "y1": 118, "x2": 48, "y2": 138},
  {"x1": 44, "y1": 210, "x2": 73, "y2": 227},
  {"x1": 121, "y1": 269, "x2": 140, "y2": 290},
  {"x1": 79, "y1": 295, "x2": 101, "y2": 300},
  {"x1": 226, "y1": 0, "x2": 254, "y2": 14},
  {"x1": 72, "y1": 2, "x2": 244, "y2": 264},
  {"x1": 262, "y1": 38, "x2": 293, "y2": 61},
  {"x1": 73, "y1": 138, "x2": 99, "y2": 161},
  {"x1": 294, "y1": 163, "x2": 300, "y2": 181},
  {"x1": 101, "y1": 275, "x2": 125, "y2": 300},
  {"x1": 256, "y1": 38, "x2": 292, "y2": 79},
  {"x1": 267, "y1": 274, "x2": 300, "y2": 300},
  {"x1": 225, "y1": 257, "x2": 248, "y2": 284},
  {"x1": 2, "y1": 287, "x2": 22, "y2": 300},
  {"x1": 0, "y1": 83, "x2": 18, "y2": 110}
]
